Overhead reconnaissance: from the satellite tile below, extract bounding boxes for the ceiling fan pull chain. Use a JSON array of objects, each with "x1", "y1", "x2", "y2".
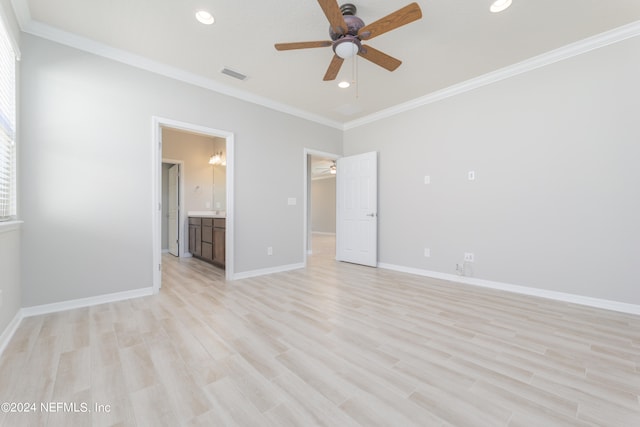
[{"x1": 355, "y1": 54, "x2": 359, "y2": 99}]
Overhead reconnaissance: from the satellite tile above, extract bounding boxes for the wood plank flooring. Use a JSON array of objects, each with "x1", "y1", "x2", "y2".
[{"x1": 1, "y1": 234, "x2": 639, "y2": 426}]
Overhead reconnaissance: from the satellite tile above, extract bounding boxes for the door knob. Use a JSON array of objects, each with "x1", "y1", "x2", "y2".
[{"x1": 366, "y1": 213, "x2": 376, "y2": 217}]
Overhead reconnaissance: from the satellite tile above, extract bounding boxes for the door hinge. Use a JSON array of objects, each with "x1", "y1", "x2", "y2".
[
  {"x1": 158, "y1": 202, "x2": 162, "y2": 211},
  {"x1": 158, "y1": 263, "x2": 162, "y2": 271}
]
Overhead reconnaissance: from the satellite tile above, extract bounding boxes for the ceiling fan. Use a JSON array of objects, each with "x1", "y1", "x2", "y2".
[
  {"x1": 275, "y1": 1, "x2": 422, "y2": 81},
  {"x1": 313, "y1": 160, "x2": 337, "y2": 176}
]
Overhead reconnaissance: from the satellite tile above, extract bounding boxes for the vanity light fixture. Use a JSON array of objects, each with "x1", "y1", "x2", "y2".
[
  {"x1": 209, "y1": 151, "x2": 224, "y2": 165},
  {"x1": 490, "y1": 0, "x2": 512, "y2": 13},
  {"x1": 196, "y1": 10, "x2": 215, "y2": 25}
]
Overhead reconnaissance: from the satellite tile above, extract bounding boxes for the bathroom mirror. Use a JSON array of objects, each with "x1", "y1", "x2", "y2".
[{"x1": 212, "y1": 163, "x2": 226, "y2": 211}]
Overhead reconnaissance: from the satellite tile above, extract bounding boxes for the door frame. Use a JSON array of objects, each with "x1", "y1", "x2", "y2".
[
  {"x1": 303, "y1": 148, "x2": 340, "y2": 266},
  {"x1": 152, "y1": 116, "x2": 235, "y2": 292},
  {"x1": 162, "y1": 159, "x2": 184, "y2": 257}
]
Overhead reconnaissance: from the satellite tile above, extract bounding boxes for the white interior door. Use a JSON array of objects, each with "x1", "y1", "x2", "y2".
[
  {"x1": 336, "y1": 151, "x2": 378, "y2": 267},
  {"x1": 168, "y1": 164, "x2": 179, "y2": 257}
]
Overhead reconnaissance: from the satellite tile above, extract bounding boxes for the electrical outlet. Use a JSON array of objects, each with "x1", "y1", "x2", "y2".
[
  {"x1": 267, "y1": 247, "x2": 273, "y2": 256},
  {"x1": 424, "y1": 248, "x2": 430, "y2": 257},
  {"x1": 464, "y1": 252, "x2": 474, "y2": 262},
  {"x1": 287, "y1": 198, "x2": 297, "y2": 205}
]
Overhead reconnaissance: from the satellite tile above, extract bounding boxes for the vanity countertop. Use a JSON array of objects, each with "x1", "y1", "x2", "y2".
[{"x1": 188, "y1": 211, "x2": 226, "y2": 218}]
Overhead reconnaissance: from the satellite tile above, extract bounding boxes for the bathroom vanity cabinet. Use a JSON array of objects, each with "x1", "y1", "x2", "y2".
[{"x1": 188, "y1": 216, "x2": 225, "y2": 269}]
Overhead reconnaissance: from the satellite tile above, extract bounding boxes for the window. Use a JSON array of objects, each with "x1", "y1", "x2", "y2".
[{"x1": 0, "y1": 13, "x2": 16, "y2": 221}]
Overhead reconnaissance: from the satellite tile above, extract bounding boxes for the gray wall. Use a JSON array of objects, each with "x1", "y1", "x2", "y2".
[
  {"x1": 0, "y1": 227, "x2": 21, "y2": 338},
  {"x1": 344, "y1": 35, "x2": 640, "y2": 305},
  {"x1": 19, "y1": 34, "x2": 341, "y2": 307},
  {"x1": 311, "y1": 177, "x2": 336, "y2": 233},
  {"x1": 0, "y1": 0, "x2": 21, "y2": 337}
]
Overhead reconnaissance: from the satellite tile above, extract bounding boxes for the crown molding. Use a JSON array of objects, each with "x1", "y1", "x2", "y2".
[
  {"x1": 344, "y1": 19, "x2": 640, "y2": 130},
  {"x1": 10, "y1": 1, "x2": 640, "y2": 132},
  {"x1": 9, "y1": 0, "x2": 29, "y2": 28},
  {"x1": 12, "y1": 8, "x2": 344, "y2": 130}
]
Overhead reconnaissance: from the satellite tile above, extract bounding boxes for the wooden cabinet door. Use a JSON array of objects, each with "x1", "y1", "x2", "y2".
[
  {"x1": 188, "y1": 225, "x2": 196, "y2": 255},
  {"x1": 201, "y1": 242, "x2": 213, "y2": 261},
  {"x1": 189, "y1": 225, "x2": 202, "y2": 256},
  {"x1": 202, "y1": 225, "x2": 213, "y2": 244},
  {"x1": 213, "y1": 228, "x2": 225, "y2": 266}
]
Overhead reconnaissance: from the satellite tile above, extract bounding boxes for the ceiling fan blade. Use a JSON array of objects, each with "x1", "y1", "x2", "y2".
[
  {"x1": 275, "y1": 41, "x2": 332, "y2": 51},
  {"x1": 358, "y1": 45, "x2": 402, "y2": 71},
  {"x1": 357, "y1": 2, "x2": 422, "y2": 40},
  {"x1": 323, "y1": 55, "x2": 344, "y2": 81},
  {"x1": 317, "y1": 0, "x2": 348, "y2": 35}
]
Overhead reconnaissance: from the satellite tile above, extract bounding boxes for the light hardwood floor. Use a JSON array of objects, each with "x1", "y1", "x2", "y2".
[{"x1": 1, "y1": 234, "x2": 639, "y2": 426}]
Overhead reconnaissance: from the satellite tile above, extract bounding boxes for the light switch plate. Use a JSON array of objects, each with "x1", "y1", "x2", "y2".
[{"x1": 424, "y1": 175, "x2": 430, "y2": 184}]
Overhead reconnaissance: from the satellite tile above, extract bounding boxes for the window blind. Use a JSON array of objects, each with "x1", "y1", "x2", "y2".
[{"x1": 0, "y1": 15, "x2": 16, "y2": 221}]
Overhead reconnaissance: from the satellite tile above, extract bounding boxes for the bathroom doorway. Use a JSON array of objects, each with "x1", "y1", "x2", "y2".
[{"x1": 152, "y1": 117, "x2": 235, "y2": 292}]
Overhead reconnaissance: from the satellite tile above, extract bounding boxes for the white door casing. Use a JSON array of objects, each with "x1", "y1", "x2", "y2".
[
  {"x1": 168, "y1": 164, "x2": 179, "y2": 256},
  {"x1": 336, "y1": 151, "x2": 378, "y2": 267}
]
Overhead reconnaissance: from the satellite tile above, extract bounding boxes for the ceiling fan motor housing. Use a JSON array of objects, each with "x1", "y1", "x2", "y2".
[
  {"x1": 329, "y1": 11, "x2": 365, "y2": 40},
  {"x1": 329, "y1": 12, "x2": 365, "y2": 57}
]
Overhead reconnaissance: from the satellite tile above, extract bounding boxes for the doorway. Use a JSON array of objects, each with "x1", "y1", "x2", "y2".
[
  {"x1": 161, "y1": 161, "x2": 182, "y2": 257},
  {"x1": 304, "y1": 149, "x2": 340, "y2": 265},
  {"x1": 152, "y1": 117, "x2": 235, "y2": 292}
]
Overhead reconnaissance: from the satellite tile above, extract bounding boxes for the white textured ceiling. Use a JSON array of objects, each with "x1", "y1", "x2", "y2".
[{"x1": 12, "y1": 0, "x2": 640, "y2": 127}]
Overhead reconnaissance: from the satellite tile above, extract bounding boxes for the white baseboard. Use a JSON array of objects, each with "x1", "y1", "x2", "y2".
[
  {"x1": 21, "y1": 287, "x2": 154, "y2": 318},
  {"x1": 1, "y1": 287, "x2": 154, "y2": 358},
  {"x1": 232, "y1": 263, "x2": 305, "y2": 280},
  {"x1": 0, "y1": 310, "x2": 24, "y2": 358},
  {"x1": 378, "y1": 263, "x2": 640, "y2": 316}
]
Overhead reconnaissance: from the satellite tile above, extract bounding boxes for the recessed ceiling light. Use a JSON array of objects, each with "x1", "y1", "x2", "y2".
[
  {"x1": 490, "y1": 0, "x2": 512, "y2": 13},
  {"x1": 338, "y1": 81, "x2": 350, "y2": 89},
  {"x1": 196, "y1": 10, "x2": 215, "y2": 25}
]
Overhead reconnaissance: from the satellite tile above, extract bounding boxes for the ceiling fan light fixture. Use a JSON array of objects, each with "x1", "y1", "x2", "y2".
[
  {"x1": 334, "y1": 38, "x2": 360, "y2": 59},
  {"x1": 195, "y1": 10, "x2": 215, "y2": 25},
  {"x1": 490, "y1": 0, "x2": 512, "y2": 13},
  {"x1": 338, "y1": 81, "x2": 350, "y2": 88}
]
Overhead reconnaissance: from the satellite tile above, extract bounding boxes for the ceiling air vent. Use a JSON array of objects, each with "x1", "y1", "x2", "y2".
[{"x1": 220, "y1": 67, "x2": 248, "y2": 81}]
